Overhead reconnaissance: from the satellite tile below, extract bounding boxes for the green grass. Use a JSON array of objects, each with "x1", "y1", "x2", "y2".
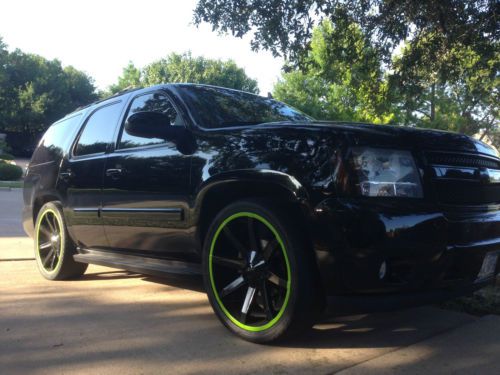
[
  {"x1": 440, "y1": 277, "x2": 500, "y2": 316},
  {"x1": 0, "y1": 180, "x2": 23, "y2": 188}
]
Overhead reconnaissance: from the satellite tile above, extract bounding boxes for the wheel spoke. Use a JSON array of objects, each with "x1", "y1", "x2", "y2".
[
  {"x1": 212, "y1": 255, "x2": 245, "y2": 270},
  {"x1": 260, "y1": 280, "x2": 273, "y2": 320},
  {"x1": 42, "y1": 248, "x2": 54, "y2": 267},
  {"x1": 262, "y1": 238, "x2": 278, "y2": 261},
  {"x1": 44, "y1": 215, "x2": 55, "y2": 233},
  {"x1": 220, "y1": 275, "x2": 245, "y2": 297},
  {"x1": 50, "y1": 215, "x2": 59, "y2": 233},
  {"x1": 268, "y1": 272, "x2": 287, "y2": 289},
  {"x1": 241, "y1": 286, "x2": 256, "y2": 323},
  {"x1": 50, "y1": 251, "x2": 57, "y2": 270},
  {"x1": 222, "y1": 226, "x2": 247, "y2": 258},
  {"x1": 39, "y1": 241, "x2": 52, "y2": 250},
  {"x1": 39, "y1": 226, "x2": 51, "y2": 238},
  {"x1": 249, "y1": 250, "x2": 257, "y2": 265},
  {"x1": 247, "y1": 217, "x2": 259, "y2": 252}
]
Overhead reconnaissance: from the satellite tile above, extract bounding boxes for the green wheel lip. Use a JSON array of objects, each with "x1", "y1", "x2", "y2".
[
  {"x1": 35, "y1": 208, "x2": 63, "y2": 274},
  {"x1": 209, "y1": 211, "x2": 291, "y2": 332}
]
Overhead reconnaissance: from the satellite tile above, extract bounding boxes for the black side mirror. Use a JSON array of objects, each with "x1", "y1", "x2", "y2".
[
  {"x1": 125, "y1": 111, "x2": 172, "y2": 139},
  {"x1": 124, "y1": 111, "x2": 196, "y2": 154}
]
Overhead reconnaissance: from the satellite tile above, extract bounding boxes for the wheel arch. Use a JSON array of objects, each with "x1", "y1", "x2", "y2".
[
  {"x1": 193, "y1": 169, "x2": 312, "y2": 250},
  {"x1": 32, "y1": 191, "x2": 62, "y2": 225}
]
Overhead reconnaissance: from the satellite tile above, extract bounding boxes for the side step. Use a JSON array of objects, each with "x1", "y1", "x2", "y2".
[{"x1": 73, "y1": 250, "x2": 201, "y2": 278}]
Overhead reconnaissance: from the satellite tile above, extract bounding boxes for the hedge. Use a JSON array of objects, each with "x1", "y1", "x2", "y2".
[
  {"x1": 0, "y1": 163, "x2": 23, "y2": 181},
  {"x1": 0, "y1": 153, "x2": 15, "y2": 160}
]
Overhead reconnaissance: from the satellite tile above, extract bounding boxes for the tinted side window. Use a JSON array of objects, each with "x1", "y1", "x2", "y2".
[
  {"x1": 74, "y1": 102, "x2": 123, "y2": 156},
  {"x1": 119, "y1": 92, "x2": 182, "y2": 149},
  {"x1": 31, "y1": 114, "x2": 82, "y2": 164},
  {"x1": 176, "y1": 86, "x2": 312, "y2": 129}
]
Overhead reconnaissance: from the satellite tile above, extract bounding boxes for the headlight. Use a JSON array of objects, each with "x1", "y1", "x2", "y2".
[{"x1": 350, "y1": 148, "x2": 423, "y2": 198}]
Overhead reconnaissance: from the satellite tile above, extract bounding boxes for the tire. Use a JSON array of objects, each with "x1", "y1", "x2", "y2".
[
  {"x1": 34, "y1": 202, "x2": 88, "y2": 280},
  {"x1": 202, "y1": 199, "x2": 321, "y2": 343}
]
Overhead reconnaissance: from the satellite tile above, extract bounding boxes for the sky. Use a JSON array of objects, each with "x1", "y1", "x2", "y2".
[{"x1": 0, "y1": 0, "x2": 284, "y2": 94}]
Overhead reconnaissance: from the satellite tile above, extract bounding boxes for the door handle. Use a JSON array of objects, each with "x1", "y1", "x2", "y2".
[
  {"x1": 58, "y1": 170, "x2": 74, "y2": 180},
  {"x1": 105, "y1": 168, "x2": 123, "y2": 178}
]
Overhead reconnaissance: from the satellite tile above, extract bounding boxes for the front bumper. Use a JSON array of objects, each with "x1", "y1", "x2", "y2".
[
  {"x1": 311, "y1": 198, "x2": 500, "y2": 307},
  {"x1": 324, "y1": 276, "x2": 495, "y2": 315}
]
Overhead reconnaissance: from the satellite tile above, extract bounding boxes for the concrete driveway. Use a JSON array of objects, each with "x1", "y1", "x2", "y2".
[{"x1": 1, "y1": 189, "x2": 499, "y2": 374}]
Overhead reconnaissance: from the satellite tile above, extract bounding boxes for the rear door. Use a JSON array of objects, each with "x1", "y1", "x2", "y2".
[
  {"x1": 61, "y1": 100, "x2": 126, "y2": 249},
  {"x1": 101, "y1": 90, "x2": 193, "y2": 258}
]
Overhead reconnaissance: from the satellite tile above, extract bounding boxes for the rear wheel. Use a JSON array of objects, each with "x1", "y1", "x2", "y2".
[
  {"x1": 34, "y1": 202, "x2": 88, "y2": 280},
  {"x1": 203, "y1": 200, "x2": 320, "y2": 343}
]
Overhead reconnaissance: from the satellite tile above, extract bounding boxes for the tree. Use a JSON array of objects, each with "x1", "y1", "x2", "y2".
[
  {"x1": 0, "y1": 40, "x2": 97, "y2": 154},
  {"x1": 193, "y1": 1, "x2": 498, "y2": 68},
  {"x1": 273, "y1": 20, "x2": 394, "y2": 123},
  {"x1": 109, "y1": 61, "x2": 142, "y2": 93},
  {"x1": 109, "y1": 52, "x2": 259, "y2": 94},
  {"x1": 0, "y1": 38, "x2": 10, "y2": 132},
  {"x1": 391, "y1": 33, "x2": 499, "y2": 136},
  {"x1": 195, "y1": 1, "x2": 498, "y2": 139}
]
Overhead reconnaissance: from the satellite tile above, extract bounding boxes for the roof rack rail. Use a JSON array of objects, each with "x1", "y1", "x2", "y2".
[{"x1": 74, "y1": 86, "x2": 143, "y2": 112}]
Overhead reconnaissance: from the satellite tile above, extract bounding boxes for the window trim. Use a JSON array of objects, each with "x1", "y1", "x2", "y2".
[
  {"x1": 70, "y1": 100, "x2": 123, "y2": 160},
  {"x1": 115, "y1": 90, "x2": 184, "y2": 152}
]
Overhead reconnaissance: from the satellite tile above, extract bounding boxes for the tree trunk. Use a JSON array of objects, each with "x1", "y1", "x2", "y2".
[{"x1": 430, "y1": 83, "x2": 436, "y2": 122}]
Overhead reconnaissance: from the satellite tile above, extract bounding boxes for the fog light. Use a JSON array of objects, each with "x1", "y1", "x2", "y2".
[{"x1": 379, "y1": 261, "x2": 387, "y2": 279}]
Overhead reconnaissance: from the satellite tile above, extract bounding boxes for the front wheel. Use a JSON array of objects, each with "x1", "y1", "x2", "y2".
[
  {"x1": 203, "y1": 200, "x2": 321, "y2": 343},
  {"x1": 34, "y1": 202, "x2": 88, "y2": 280}
]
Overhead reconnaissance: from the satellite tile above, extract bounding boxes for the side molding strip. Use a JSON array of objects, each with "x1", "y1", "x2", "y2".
[{"x1": 101, "y1": 207, "x2": 184, "y2": 221}]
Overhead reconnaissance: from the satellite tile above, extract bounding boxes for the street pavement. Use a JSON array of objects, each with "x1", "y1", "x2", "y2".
[
  {"x1": 0, "y1": 188, "x2": 25, "y2": 237},
  {"x1": 1, "y1": 189, "x2": 499, "y2": 374}
]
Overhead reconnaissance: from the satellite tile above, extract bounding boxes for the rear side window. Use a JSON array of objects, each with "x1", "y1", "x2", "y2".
[
  {"x1": 74, "y1": 102, "x2": 123, "y2": 156},
  {"x1": 31, "y1": 114, "x2": 82, "y2": 164}
]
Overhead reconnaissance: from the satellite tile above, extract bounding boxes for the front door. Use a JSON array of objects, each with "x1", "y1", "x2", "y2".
[{"x1": 101, "y1": 91, "x2": 193, "y2": 258}]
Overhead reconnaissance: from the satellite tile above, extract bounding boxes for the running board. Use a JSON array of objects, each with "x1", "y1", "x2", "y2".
[{"x1": 73, "y1": 250, "x2": 201, "y2": 278}]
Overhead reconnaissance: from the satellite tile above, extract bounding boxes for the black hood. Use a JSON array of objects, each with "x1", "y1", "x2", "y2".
[{"x1": 303, "y1": 121, "x2": 499, "y2": 158}]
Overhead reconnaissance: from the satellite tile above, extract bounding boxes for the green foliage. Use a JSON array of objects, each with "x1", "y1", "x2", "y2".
[
  {"x1": 274, "y1": 20, "x2": 394, "y2": 123},
  {"x1": 273, "y1": 19, "x2": 498, "y2": 141},
  {"x1": 391, "y1": 32, "x2": 499, "y2": 136},
  {"x1": 109, "y1": 52, "x2": 259, "y2": 94},
  {"x1": 0, "y1": 139, "x2": 11, "y2": 153},
  {"x1": 108, "y1": 61, "x2": 142, "y2": 94},
  {"x1": 195, "y1": 1, "x2": 499, "y2": 143},
  {"x1": 193, "y1": 1, "x2": 498, "y2": 67},
  {"x1": 0, "y1": 162, "x2": 23, "y2": 181},
  {"x1": 0, "y1": 153, "x2": 15, "y2": 160},
  {"x1": 0, "y1": 37, "x2": 98, "y2": 153}
]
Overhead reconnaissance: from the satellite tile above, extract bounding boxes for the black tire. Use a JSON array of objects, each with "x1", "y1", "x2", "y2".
[
  {"x1": 202, "y1": 199, "x2": 321, "y2": 343},
  {"x1": 34, "y1": 202, "x2": 88, "y2": 280}
]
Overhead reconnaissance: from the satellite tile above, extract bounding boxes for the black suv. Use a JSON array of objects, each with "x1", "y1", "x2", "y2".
[{"x1": 23, "y1": 84, "x2": 500, "y2": 342}]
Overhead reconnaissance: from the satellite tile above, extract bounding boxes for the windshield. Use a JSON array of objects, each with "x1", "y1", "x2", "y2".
[{"x1": 175, "y1": 85, "x2": 313, "y2": 129}]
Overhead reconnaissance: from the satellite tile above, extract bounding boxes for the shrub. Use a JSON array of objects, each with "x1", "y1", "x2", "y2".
[
  {"x1": 0, "y1": 163, "x2": 23, "y2": 181},
  {"x1": 0, "y1": 139, "x2": 12, "y2": 154},
  {"x1": 0, "y1": 153, "x2": 15, "y2": 160}
]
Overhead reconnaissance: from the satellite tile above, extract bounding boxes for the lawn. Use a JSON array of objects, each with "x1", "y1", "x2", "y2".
[
  {"x1": 440, "y1": 277, "x2": 500, "y2": 316},
  {"x1": 0, "y1": 180, "x2": 23, "y2": 188}
]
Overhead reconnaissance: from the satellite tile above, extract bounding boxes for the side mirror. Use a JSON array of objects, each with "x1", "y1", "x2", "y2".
[
  {"x1": 124, "y1": 111, "x2": 196, "y2": 154},
  {"x1": 125, "y1": 111, "x2": 172, "y2": 139}
]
